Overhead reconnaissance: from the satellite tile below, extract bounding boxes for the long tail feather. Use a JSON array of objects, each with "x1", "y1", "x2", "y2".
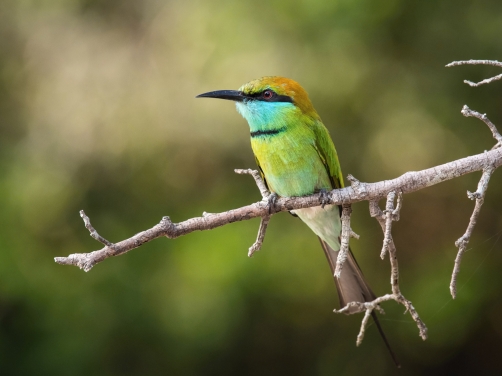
[{"x1": 318, "y1": 238, "x2": 401, "y2": 368}]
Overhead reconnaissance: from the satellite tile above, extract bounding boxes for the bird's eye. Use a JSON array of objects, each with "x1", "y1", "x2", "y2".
[{"x1": 262, "y1": 90, "x2": 274, "y2": 100}]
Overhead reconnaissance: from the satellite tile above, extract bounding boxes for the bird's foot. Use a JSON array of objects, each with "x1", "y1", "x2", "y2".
[
  {"x1": 318, "y1": 189, "x2": 331, "y2": 209},
  {"x1": 263, "y1": 192, "x2": 278, "y2": 215}
]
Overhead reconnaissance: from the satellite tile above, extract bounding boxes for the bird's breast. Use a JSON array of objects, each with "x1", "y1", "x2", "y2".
[{"x1": 251, "y1": 128, "x2": 332, "y2": 197}]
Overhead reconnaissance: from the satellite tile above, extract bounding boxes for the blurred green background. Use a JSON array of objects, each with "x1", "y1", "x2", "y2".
[{"x1": 1, "y1": 0, "x2": 502, "y2": 375}]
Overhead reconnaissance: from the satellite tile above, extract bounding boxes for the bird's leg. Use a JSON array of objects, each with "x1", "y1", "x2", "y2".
[
  {"x1": 318, "y1": 188, "x2": 331, "y2": 209},
  {"x1": 265, "y1": 192, "x2": 278, "y2": 215}
]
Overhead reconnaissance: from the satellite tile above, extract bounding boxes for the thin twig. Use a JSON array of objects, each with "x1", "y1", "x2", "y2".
[
  {"x1": 446, "y1": 60, "x2": 502, "y2": 87},
  {"x1": 80, "y1": 210, "x2": 115, "y2": 249},
  {"x1": 464, "y1": 73, "x2": 502, "y2": 87},
  {"x1": 448, "y1": 104, "x2": 502, "y2": 298},
  {"x1": 393, "y1": 191, "x2": 403, "y2": 220},
  {"x1": 335, "y1": 204, "x2": 352, "y2": 278},
  {"x1": 446, "y1": 59, "x2": 502, "y2": 68},
  {"x1": 335, "y1": 293, "x2": 427, "y2": 345},
  {"x1": 381, "y1": 192, "x2": 396, "y2": 260},
  {"x1": 248, "y1": 216, "x2": 270, "y2": 257},
  {"x1": 461, "y1": 105, "x2": 502, "y2": 148},
  {"x1": 450, "y1": 165, "x2": 494, "y2": 298},
  {"x1": 379, "y1": 191, "x2": 402, "y2": 260},
  {"x1": 235, "y1": 168, "x2": 276, "y2": 255},
  {"x1": 235, "y1": 169, "x2": 270, "y2": 199}
]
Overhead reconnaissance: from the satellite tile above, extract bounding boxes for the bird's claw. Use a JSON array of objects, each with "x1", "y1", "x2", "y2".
[
  {"x1": 319, "y1": 189, "x2": 331, "y2": 209},
  {"x1": 265, "y1": 193, "x2": 278, "y2": 215}
]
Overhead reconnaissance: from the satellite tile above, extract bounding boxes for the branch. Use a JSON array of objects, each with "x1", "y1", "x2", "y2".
[
  {"x1": 450, "y1": 165, "x2": 495, "y2": 298},
  {"x1": 446, "y1": 107, "x2": 501, "y2": 298},
  {"x1": 344, "y1": 194, "x2": 428, "y2": 344},
  {"x1": 461, "y1": 105, "x2": 502, "y2": 148},
  {"x1": 446, "y1": 60, "x2": 502, "y2": 87},
  {"x1": 55, "y1": 147, "x2": 502, "y2": 272},
  {"x1": 234, "y1": 168, "x2": 270, "y2": 199},
  {"x1": 248, "y1": 216, "x2": 270, "y2": 257},
  {"x1": 334, "y1": 204, "x2": 353, "y2": 278},
  {"x1": 234, "y1": 168, "x2": 273, "y2": 256},
  {"x1": 380, "y1": 191, "x2": 402, "y2": 260}
]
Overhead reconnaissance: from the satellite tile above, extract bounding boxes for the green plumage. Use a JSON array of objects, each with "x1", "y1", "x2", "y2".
[{"x1": 197, "y1": 76, "x2": 399, "y2": 367}]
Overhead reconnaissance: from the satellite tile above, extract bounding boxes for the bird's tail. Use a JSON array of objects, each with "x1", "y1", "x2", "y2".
[{"x1": 318, "y1": 238, "x2": 401, "y2": 368}]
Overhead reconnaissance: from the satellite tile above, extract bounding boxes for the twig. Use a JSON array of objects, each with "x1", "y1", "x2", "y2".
[
  {"x1": 380, "y1": 191, "x2": 403, "y2": 259},
  {"x1": 347, "y1": 174, "x2": 367, "y2": 196},
  {"x1": 80, "y1": 210, "x2": 115, "y2": 249},
  {"x1": 450, "y1": 165, "x2": 494, "y2": 298},
  {"x1": 55, "y1": 215, "x2": 175, "y2": 272},
  {"x1": 446, "y1": 60, "x2": 502, "y2": 87},
  {"x1": 448, "y1": 104, "x2": 502, "y2": 298},
  {"x1": 461, "y1": 105, "x2": 502, "y2": 148},
  {"x1": 334, "y1": 204, "x2": 353, "y2": 278},
  {"x1": 248, "y1": 216, "x2": 270, "y2": 257},
  {"x1": 335, "y1": 293, "x2": 427, "y2": 346},
  {"x1": 235, "y1": 169, "x2": 270, "y2": 199},
  {"x1": 235, "y1": 169, "x2": 275, "y2": 256}
]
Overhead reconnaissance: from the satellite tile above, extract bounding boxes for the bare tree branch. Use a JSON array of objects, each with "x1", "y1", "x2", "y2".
[
  {"x1": 446, "y1": 60, "x2": 502, "y2": 87},
  {"x1": 80, "y1": 210, "x2": 116, "y2": 249},
  {"x1": 248, "y1": 216, "x2": 270, "y2": 257},
  {"x1": 334, "y1": 204, "x2": 353, "y2": 278},
  {"x1": 447, "y1": 106, "x2": 501, "y2": 298},
  {"x1": 234, "y1": 168, "x2": 273, "y2": 256},
  {"x1": 450, "y1": 165, "x2": 495, "y2": 298},
  {"x1": 343, "y1": 193, "x2": 428, "y2": 344},
  {"x1": 380, "y1": 191, "x2": 402, "y2": 260},
  {"x1": 234, "y1": 168, "x2": 270, "y2": 199},
  {"x1": 55, "y1": 147, "x2": 502, "y2": 272},
  {"x1": 461, "y1": 105, "x2": 502, "y2": 148}
]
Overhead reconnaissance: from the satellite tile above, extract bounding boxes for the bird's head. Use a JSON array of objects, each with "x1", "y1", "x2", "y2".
[{"x1": 197, "y1": 77, "x2": 319, "y2": 131}]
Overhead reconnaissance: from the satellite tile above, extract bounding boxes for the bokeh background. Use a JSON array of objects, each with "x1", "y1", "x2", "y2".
[{"x1": 1, "y1": 0, "x2": 502, "y2": 375}]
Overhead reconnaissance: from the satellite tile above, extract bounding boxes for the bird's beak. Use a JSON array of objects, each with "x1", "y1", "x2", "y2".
[{"x1": 196, "y1": 90, "x2": 246, "y2": 102}]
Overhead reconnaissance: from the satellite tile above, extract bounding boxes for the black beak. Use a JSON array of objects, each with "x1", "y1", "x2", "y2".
[{"x1": 196, "y1": 90, "x2": 246, "y2": 102}]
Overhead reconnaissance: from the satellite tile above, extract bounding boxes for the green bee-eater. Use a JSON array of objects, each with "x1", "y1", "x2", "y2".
[{"x1": 197, "y1": 77, "x2": 398, "y2": 366}]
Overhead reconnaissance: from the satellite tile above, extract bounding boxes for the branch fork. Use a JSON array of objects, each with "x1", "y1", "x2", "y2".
[
  {"x1": 444, "y1": 61, "x2": 502, "y2": 298},
  {"x1": 461, "y1": 105, "x2": 502, "y2": 149},
  {"x1": 450, "y1": 164, "x2": 495, "y2": 298},
  {"x1": 338, "y1": 191, "x2": 428, "y2": 344},
  {"x1": 234, "y1": 169, "x2": 274, "y2": 257},
  {"x1": 335, "y1": 293, "x2": 427, "y2": 346}
]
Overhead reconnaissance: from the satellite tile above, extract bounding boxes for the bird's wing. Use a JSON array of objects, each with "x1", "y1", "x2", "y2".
[
  {"x1": 311, "y1": 120, "x2": 344, "y2": 189},
  {"x1": 254, "y1": 155, "x2": 269, "y2": 191}
]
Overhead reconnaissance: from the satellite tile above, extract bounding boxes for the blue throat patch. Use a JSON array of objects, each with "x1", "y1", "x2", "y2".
[{"x1": 236, "y1": 100, "x2": 296, "y2": 133}]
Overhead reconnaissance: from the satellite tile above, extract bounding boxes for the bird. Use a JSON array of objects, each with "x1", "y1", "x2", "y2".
[{"x1": 197, "y1": 77, "x2": 399, "y2": 367}]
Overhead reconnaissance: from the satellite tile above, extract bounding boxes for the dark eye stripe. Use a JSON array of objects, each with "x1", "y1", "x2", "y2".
[{"x1": 245, "y1": 90, "x2": 293, "y2": 103}]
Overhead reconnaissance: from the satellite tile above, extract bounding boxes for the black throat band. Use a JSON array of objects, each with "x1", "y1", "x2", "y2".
[{"x1": 250, "y1": 127, "x2": 286, "y2": 138}]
